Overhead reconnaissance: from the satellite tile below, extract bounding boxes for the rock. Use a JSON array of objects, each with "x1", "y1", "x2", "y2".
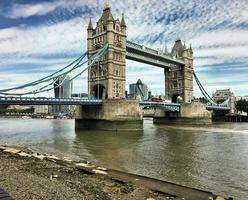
[
  {"x1": 18, "y1": 152, "x2": 31, "y2": 157},
  {"x1": 92, "y1": 169, "x2": 108, "y2": 175},
  {"x1": 4, "y1": 147, "x2": 21, "y2": 154},
  {"x1": 63, "y1": 158, "x2": 73, "y2": 163},
  {"x1": 216, "y1": 197, "x2": 225, "y2": 200},
  {"x1": 0, "y1": 146, "x2": 6, "y2": 150},
  {"x1": 146, "y1": 198, "x2": 155, "y2": 200},
  {"x1": 31, "y1": 153, "x2": 45, "y2": 160},
  {"x1": 75, "y1": 163, "x2": 95, "y2": 168},
  {"x1": 46, "y1": 155, "x2": 59, "y2": 160},
  {"x1": 97, "y1": 166, "x2": 107, "y2": 171}
]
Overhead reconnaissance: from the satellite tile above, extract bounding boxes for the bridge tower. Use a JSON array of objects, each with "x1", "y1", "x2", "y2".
[
  {"x1": 87, "y1": 3, "x2": 126, "y2": 99},
  {"x1": 165, "y1": 38, "x2": 193, "y2": 103}
]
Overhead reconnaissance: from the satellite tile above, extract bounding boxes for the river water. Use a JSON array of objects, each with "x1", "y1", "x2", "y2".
[{"x1": 0, "y1": 118, "x2": 247, "y2": 199}]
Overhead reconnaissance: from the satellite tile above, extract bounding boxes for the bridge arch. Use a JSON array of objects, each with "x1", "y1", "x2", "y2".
[
  {"x1": 172, "y1": 94, "x2": 182, "y2": 103},
  {"x1": 93, "y1": 84, "x2": 106, "y2": 99}
]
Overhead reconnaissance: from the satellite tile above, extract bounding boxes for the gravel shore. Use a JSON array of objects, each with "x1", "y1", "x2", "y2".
[{"x1": 0, "y1": 148, "x2": 175, "y2": 200}]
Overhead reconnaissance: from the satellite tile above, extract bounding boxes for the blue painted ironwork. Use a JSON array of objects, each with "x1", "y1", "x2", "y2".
[
  {"x1": 0, "y1": 96, "x2": 102, "y2": 105},
  {"x1": 140, "y1": 101, "x2": 181, "y2": 112},
  {"x1": 0, "y1": 43, "x2": 108, "y2": 96}
]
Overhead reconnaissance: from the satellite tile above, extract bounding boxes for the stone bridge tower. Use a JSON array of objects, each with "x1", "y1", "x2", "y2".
[
  {"x1": 165, "y1": 38, "x2": 193, "y2": 103},
  {"x1": 87, "y1": 3, "x2": 127, "y2": 99}
]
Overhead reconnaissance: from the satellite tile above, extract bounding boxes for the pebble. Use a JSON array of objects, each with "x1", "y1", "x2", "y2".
[
  {"x1": 146, "y1": 198, "x2": 155, "y2": 200},
  {"x1": 4, "y1": 147, "x2": 21, "y2": 154},
  {"x1": 97, "y1": 166, "x2": 107, "y2": 171},
  {"x1": 216, "y1": 197, "x2": 225, "y2": 200},
  {"x1": 75, "y1": 163, "x2": 95, "y2": 168},
  {"x1": 0, "y1": 146, "x2": 6, "y2": 150},
  {"x1": 31, "y1": 153, "x2": 45, "y2": 160},
  {"x1": 92, "y1": 169, "x2": 107, "y2": 175},
  {"x1": 46, "y1": 155, "x2": 59, "y2": 160},
  {"x1": 18, "y1": 152, "x2": 31, "y2": 157}
]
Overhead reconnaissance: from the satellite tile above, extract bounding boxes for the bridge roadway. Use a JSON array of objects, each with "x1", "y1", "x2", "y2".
[
  {"x1": 126, "y1": 41, "x2": 185, "y2": 68},
  {"x1": 0, "y1": 97, "x2": 229, "y2": 111}
]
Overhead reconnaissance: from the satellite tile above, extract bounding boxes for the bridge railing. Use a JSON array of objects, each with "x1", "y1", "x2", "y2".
[
  {"x1": 140, "y1": 101, "x2": 181, "y2": 112},
  {"x1": 0, "y1": 97, "x2": 103, "y2": 105},
  {"x1": 126, "y1": 52, "x2": 171, "y2": 67}
]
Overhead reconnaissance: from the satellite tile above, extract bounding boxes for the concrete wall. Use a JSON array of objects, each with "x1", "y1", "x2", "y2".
[
  {"x1": 76, "y1": 99, "x2": 142, "y2": 121},
  {"x1": 153, "y1": 102, "x2": 212, "y2": 125},
  {"x1": 75, "y1": 99, "x2": 143, "y2": 130},
  {"x1": 180, "y1": 102, "x2": 211, "y2": 118}
]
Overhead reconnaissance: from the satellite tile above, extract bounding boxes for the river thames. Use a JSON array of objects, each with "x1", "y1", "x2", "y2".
[{"x1": 0, "y1": 118, "x2": 247, "y2": 199}]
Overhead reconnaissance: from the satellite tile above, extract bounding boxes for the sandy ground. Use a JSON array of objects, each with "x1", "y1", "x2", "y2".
[{"x1": 0, "y1": 150, "x2": 176, "y2": 200}]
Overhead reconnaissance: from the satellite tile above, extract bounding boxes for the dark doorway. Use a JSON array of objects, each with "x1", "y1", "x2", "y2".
[
  {"x1": 93, "y1": 84, "x2": 105, "y2": 99},
  {"x1": 172, "y1": 94, "x2": 180, "y2": 103}
]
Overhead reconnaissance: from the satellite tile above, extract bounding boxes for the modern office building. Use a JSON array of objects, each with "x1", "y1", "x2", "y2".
[
  {"x1": 129, "y1": 79, "x2": 148, "y2": 100},
  {"x1": 54, "y1": 76, "x2": 73, "y2": 99}
]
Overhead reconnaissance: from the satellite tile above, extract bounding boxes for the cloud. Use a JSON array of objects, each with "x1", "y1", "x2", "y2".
[
  {"x1": 6, "y1": 2, "x2": 61, "y2": 19},
  {"x1": 0, "y1": 0, "x2": 248, "y2": 97},
  {"x1": 0, "y1": 16, "x2": 87, "y2": 58},
  {"x1": 4, "y1": 0, "x2": 98, "y2": 19}
]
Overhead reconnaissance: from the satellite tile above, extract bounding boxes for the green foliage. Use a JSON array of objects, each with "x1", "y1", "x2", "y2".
[{"x1": 236, "y1": 99, "x2": 248, "y2": 115}]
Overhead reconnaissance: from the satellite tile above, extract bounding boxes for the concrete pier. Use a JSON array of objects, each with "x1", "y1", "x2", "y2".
[
  {"x1": 153, "y1": 102, "x2": 212, "y2": 125},
  {"x1": 75, "y1": 99, "x2": 143, "y2": 131}
]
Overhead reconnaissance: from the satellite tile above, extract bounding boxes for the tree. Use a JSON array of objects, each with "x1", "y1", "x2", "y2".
[{"x1": 235, "y1": 99, "x2": 248, "y2": 115}]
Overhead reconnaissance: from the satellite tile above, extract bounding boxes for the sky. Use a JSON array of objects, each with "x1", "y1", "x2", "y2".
[{"x1": 0, "y1": 0, "x2": 247, "y2": 97}]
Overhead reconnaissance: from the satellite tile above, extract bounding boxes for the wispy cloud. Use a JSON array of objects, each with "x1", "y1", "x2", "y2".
[{"x1": 0, "y1": 0, "x2": 247, "y2": 97}]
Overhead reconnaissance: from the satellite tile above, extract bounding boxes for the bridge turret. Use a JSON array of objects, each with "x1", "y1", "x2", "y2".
[
  {"x1": 182, "y1": 43, "x2": 194, "y2": 103},
  {"x1": 171, "y1": 37, "x2": 184, "y2": 58},
  {"x1": 87, "y1": 4, "x2": 127, "y2": 99},
  {"x1": 87, "y1": 18, "x2": 93, "y2": 58},
  {"x1": 121, "y1": 13, "x2": 127, "y2": 34}
]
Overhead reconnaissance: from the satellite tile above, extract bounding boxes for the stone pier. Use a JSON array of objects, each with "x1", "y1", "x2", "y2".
[
  {"x1": 153, "y1": 102, "x2": 212, "y2": 125},
  {"x1": 75, "y1": 99, "x2": 143, "y2": 131}
]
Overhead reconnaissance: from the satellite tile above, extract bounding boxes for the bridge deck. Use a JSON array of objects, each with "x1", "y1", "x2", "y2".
[
  {"x1": 126, "y1": 41, "x2": 185, "y2": 68},
  {"x1": 0, "y1": 97, "x2": 102, "y2": 105}
]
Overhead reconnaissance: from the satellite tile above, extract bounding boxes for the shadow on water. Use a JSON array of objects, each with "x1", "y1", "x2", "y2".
[{"x1": 74, "y1": 129, "x2": 144, "y2": 170}]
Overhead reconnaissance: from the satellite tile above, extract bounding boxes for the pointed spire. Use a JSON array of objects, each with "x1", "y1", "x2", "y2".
[
  {"x1": 189, "y1": 43, "x2": 193, "y2": 53},
  {"x1": 183, "y1": 41, "x2": 186, "y2": 49},
  {"x1": 87, "y1": 18, "x2": 93, "y2": 30},
  {"x1": 164, "y1": 41, "x2": 167, "y2": 53},
  {"x1": 121, "y1": 13, "x2": 126, "y2": 27}
]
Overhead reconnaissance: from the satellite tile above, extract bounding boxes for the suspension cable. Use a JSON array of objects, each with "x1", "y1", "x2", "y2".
[{"x1": 0, "y1": 44, "x2": 108, "y2": 96}]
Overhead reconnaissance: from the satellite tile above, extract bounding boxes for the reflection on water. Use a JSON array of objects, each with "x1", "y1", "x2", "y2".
[{"x1": 0, "y1": 118, "x2": 248, "y2": 199}]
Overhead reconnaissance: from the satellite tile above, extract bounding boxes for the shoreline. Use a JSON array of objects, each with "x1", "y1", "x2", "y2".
[{"x1": 0, "y1": 145, "x2": 229, "y2": 200}]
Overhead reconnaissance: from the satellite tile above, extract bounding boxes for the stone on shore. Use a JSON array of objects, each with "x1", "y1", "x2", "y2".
[{"x1": 3, "y1": 147, "x2": 21, "y2": 154}]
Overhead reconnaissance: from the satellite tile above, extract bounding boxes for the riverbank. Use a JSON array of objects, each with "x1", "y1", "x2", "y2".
[{"x1": 0, "y1": 145, "x2": 228, "y2": 200}]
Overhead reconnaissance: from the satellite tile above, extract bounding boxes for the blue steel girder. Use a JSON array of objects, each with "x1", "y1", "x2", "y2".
[
  {"x1": 126, "y1": 41, "x2": 185, "y2": 68},
  {"x1": 206, "y1": 105, "x2": 230, "y2": 111},
  {"x1": 140, "y1": 101, "x2": 181, "y2": 112}
]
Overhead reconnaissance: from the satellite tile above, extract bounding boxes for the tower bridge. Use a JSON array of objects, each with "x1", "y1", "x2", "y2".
[{"x1": 0, "y1": 3, "x2": 230, "y2": 129}]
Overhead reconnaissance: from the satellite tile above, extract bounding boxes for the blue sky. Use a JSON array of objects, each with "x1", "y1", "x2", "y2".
[{"x1": 0, "y1": 0, "x2": 247, "y2": 97}]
